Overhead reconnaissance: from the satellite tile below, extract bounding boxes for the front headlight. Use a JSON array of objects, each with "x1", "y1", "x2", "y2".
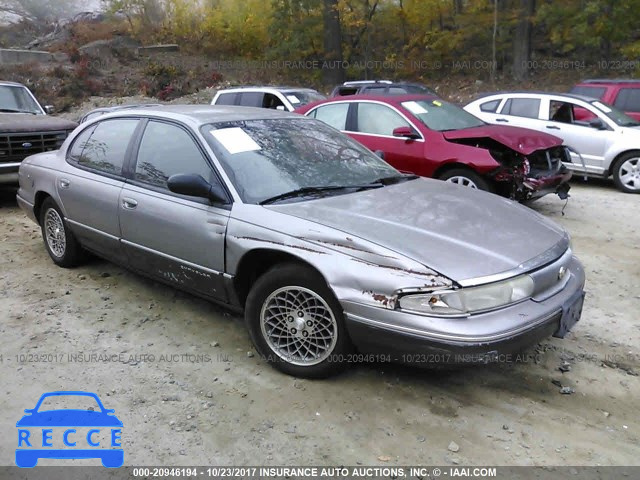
[{"x1": 398, "y1": 274, "x2": 534, "y2": 316}]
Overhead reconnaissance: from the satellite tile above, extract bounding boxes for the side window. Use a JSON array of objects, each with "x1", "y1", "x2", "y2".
[
  {"x1": 215, "y1": 93, "x2": 237, "y2": 106},
  {"x1": 362, "y1": 86, "x2": 387, "y2": 94},
  {"x1": 236, "y1": 92, "x2": 264, "y2": 108},
  {"x1": 313, "y1": 103, "x2": 349, "y2": 130},
  {"x1": 480, "y1": 99, "x2": 501, "y2": 113},
  {"x1": 72, "y1": 119, "x2": 138, "y2": 175},
  {"x1": 356, "y1": 102, "x2": 410, "y2": 136},
  {"x1": 262, "y1": 93, "x2": 286, "y2": 110},
  {"x1": 67, "y1": 125, "x2": 96, "y2": 163},
  {"x1": 500, "y1": 98, "x2": 540, "y2": 119},
  {"x1": 614, "y1": 88, "x2": 640, "y2": 111},
  {"x1": 549, "y1": 101, "x2": 579, "y2": 124},
  {"x1": 135, "y1": 121, "x2": 213, "y2": 190}
]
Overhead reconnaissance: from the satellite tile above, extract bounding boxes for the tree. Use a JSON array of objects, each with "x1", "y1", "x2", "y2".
[
  {"x1": 323, "y1": 0, "x2": 344, "y2": 84},
  {"x1": 512, "y1": 0, "x2": 535, "y2": 81},
  {"x1": 0, "y1": 0, "x2": 89, "y2": 22}
]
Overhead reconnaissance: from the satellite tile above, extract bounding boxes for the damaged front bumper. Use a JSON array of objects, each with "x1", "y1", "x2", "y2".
[{"x1": 341, "y1": 253, "x2": 585, "y2": 367}]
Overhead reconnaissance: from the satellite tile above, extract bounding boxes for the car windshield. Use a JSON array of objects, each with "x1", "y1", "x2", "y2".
[
  {"x1": 283, "y1": 90, "x2": 326, "y2": 107},
  {"x1": 0, "y1": 85, "x2": 43, "y2": 114},
  {"x1": 202, "y1": 118, "x2": 399, "y2": 204},
  {"x1": 37, "y1": 395, "x2": 101, "y2": 412},
  {"x1": 401, "y1": 99, "x2": 484, "y2": 131},
  {"x1": 590, "y1": 100, "x2": 640, "y2": 127}
]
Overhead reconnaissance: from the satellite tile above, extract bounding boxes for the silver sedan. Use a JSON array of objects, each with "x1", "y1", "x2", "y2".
[{"x1": 16, "y1": 105, "x2": 586, "y2": 378}]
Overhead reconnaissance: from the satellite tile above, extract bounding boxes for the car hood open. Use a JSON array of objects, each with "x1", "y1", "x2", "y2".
[
  {"x1": 271, "y1": 179, "x2": 567, "y2": 283},
  {"x1": 0, "y1": 113, "x2": 78, "y2": 133},
  {"x1": 442, "y1": 125, "x2": 562, "y2": 155}
]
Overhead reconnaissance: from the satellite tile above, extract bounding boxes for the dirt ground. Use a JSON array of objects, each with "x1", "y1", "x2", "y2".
[{"x1": 0, "y1": 178, "x2": 639, "y2": 468}]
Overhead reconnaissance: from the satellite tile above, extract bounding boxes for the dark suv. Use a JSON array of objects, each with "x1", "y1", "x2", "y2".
[
  {"x1": 330, "y1": 80, "x2": 437, "y2": 97},
  {"x1": 570, "y1": 79, "x2": 640, "y2": 120},
  {"x1": 0, "y1": 81, "x2": 77, "y2": 184}
]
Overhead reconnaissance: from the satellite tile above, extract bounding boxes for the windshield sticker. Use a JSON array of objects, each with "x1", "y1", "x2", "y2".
[
  {"x1": 210, "y1": 127, "x2": 261, "y2": 154},
  {"x1": 286, "y1": 95, "x2": 301, "y2": 104},
  {"x1": 432, "y1": 100, "x2": 443, "y2": 107},
  {"x1": 592, "y1": 101, "x2": 611, "y2": 113},
  {"x1": 403, "y1": 101, "x2": 428, "y2": 115}
]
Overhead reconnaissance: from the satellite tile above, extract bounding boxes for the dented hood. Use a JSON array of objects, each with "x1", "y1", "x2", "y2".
[
  {"x1": 270, "y1": 178, "x2": 567, "y2": 282},
  {"x1": 0, "y1": 114, "x2": 78, "y2": 133},
  {"x1": 442, "y1": 125, "x2": 562, "y2": 155}
]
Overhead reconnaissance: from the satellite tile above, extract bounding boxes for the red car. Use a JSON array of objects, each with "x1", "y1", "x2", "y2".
[
  {"x1": 571, "y1": 79, "x2": 640, "y2": 121},
  {"x1": 296, "y1": 94, "x2": 572, "y2": 201}
]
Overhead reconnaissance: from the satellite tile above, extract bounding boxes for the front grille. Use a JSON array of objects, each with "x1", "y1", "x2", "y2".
[{"x1": 0, "y1": 131, "x2": 68, "y2": 163}]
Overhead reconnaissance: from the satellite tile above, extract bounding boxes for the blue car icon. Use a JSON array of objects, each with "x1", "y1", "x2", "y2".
[{"x1": 16, "y1": 391, "x2": 123, "y2": 468}]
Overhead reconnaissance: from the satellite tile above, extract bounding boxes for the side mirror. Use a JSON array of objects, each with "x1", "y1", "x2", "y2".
[
  {"x1": 167, "y1": 174, "x2": 227, "y2": 203},
  {"x1": 589, "y1": 118, "x2": 607, "y2": 130},
  {"x1": 44, "y1": 105, "x2": 55, "y2": 114},
  {"x1": 392, "y1": 126, "x2": 420, "y2": 139}
]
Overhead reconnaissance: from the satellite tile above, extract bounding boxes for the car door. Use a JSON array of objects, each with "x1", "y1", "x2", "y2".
[
  {"x1": 59, "y1": 118, "x2": 140, "y2": 264},
  {"x1": 493, "y1": 96, "x2": 545, "y2": 130},
  {"x1": 119, "y1": 119, "x2": 231, "y2": 301},
  {"x1": 347, "y1": 101, "x2": 425, "y2": 174},
  {"x1": 542, "y1": 98, "x2": 612, "y2": 175}
]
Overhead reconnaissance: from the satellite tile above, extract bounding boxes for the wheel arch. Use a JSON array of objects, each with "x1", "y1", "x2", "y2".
[
  {"x1": 608, "y1": 149, "x2": 640, "y2": 177},
  {"x1": 232, "y1": 248, "x2": 332, "y2": 309},
  {"x1": 33, "y1": 191, "x2": 53, "y2": 225}
]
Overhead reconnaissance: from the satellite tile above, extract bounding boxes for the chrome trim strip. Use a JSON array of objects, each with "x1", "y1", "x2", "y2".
[
  {"x1": 121, "y1": 239, "x2": 224, "y2": 277},
  {"x1": 457, "y1": 236, "x2": 570, "y2": 287},
  {"x1": 0, "y1": 162, "x2": 22, "y2": 168},
  {"x1": 345, "y1": 308, "x2": 561, "y2": 343},
  {"x1": 66, "y1": 219, "x2": 119, "y2": 241}
]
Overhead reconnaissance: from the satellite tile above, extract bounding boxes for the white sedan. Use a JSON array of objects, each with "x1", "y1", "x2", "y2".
[{"x1": 465, "y1": 92, "x2": 640, "y2": 193}]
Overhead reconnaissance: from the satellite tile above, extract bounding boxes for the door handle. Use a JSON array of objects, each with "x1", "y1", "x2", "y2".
[
  {"x1": 546, "y1": 125, "x2": 560, "y2": 130},
  {"x1": 59, "y1": 178, "x2": 70, "y2": 189},
  {"x1": 122, "y1": 197, "x2": 138, "y2": 210},
  {"x1": 495, "y1": 118, "x2": 509, "y2": 122}
]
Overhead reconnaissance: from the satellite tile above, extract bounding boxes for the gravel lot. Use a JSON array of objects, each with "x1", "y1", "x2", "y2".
[{"x1": 0, "y1": 179, "x2": 639, "y2": 467}]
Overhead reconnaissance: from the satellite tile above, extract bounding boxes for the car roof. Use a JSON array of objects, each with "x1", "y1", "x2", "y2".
[
  {"x1": 217, "y1": 86, "x2": 319, "y2": 93},
  {"x1": 0, "y1": 81, "x2": 26, "y2": 87},
  {"x1": 313, "y1": 93, "x2": 439, "y2": 104},
  {"x1": 92, "y1": 104, "x2": 305, "y2": 125},
  {"x1": 471, "y1": 91, "x2": 598, "y2": 103},
  {"x1": 577, "y1": 79, "x2": 640, "y2": 85}
]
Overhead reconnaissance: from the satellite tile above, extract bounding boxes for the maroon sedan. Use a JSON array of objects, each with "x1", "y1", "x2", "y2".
[{"x1": 296, "y1": 95, "x2": 572, "y2": 201}]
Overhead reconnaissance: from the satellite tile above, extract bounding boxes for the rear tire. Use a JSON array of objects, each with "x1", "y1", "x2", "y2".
[
  {"x1": 245, "y1": 263, "x2": 352, "y2": 378},
  {"x1": 439, "y1": 168, "x2": 491, "y2": 191},
  {"x1": 39, "y1": 197, "x2": 85, "y2": 268},
  {"x1": 612, "y1": 152, "x2": 640, "y2": 193}
]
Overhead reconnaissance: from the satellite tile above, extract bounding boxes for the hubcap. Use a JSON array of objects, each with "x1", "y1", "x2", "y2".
[
  {"x1": 44, "y1": 208, "x2": 66, "y2": 258},
  {"x1": 260, "y1": 286, "x2": 338, "y2": 366},
  {"x1": 446, "y1": 176, "x2": 478, "y2": 189},
  {"x1": 619, "y1": 157, "x2": 640, "y2": 191}
]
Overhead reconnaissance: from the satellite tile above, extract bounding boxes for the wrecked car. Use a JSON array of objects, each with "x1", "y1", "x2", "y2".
[
  {"x1": 17, "y1": 105, "x2": 585, "y2": 378},
  {"x1": 0, "y1": 81, "x2": 78, "y2": 184},
  {"x1": 296, "y1": 95, "x2": 572, "y2": 201}
]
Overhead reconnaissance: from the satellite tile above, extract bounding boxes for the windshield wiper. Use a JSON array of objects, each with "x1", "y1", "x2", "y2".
[
  {"x1": 369, "y1": 173, "x2": 419, "y2": 185},
  {"x1": 260, "y1": 184, "x2": 383, "y2": 205},
  {"x1": 0, "y1": 108, "x2": 37, "y2": 114}
]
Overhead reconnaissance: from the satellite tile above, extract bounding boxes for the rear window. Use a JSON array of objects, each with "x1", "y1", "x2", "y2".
[
  {"x1": 570, "y1": 86, "x2": 607, "y2": 99},
  {"x1": 613, "y1": 88, "x2": 640, "y2": 112}
]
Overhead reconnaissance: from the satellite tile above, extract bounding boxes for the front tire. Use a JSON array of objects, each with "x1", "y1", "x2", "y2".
[
  {"x1": 39, "y1": 197, "x2": 85, "y2": 268},
  {"x1": 612, "y1": 152, "x2": 640, "y2": 193},
  {"x1": 245, "y1": 263, "x2": 352, "y2": 378},
  {"x1": 439, "y1": 168, "x2": 491, "y2": 191}
]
